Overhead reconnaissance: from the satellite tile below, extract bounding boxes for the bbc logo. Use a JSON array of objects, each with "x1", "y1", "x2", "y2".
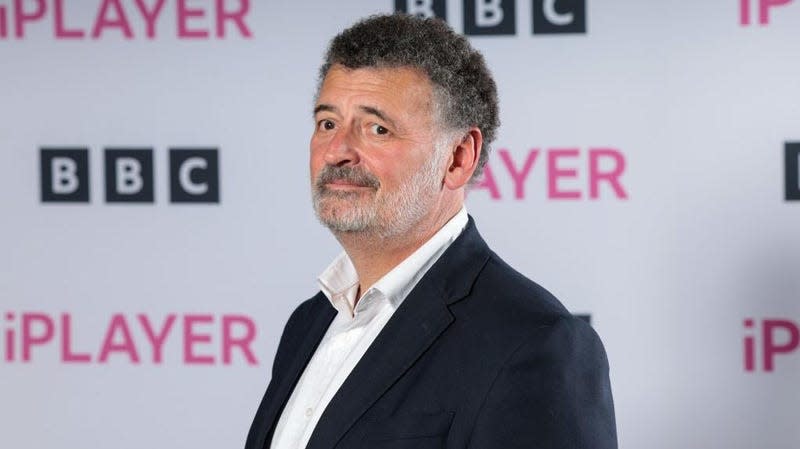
[
  {"x1": 40, "y1": 147, "x2": 220, "y2": 204},
  {"x1": 786, "y1": 142, "x2": 800, "y2": 201},
  {"x1": 396, "y1": 0, "x2": 587, "y2": 35}
]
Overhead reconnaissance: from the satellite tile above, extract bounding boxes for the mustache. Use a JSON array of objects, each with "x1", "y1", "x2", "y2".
[{"x1": 315, "y1": 165, "x2": 380, "y2": 190}]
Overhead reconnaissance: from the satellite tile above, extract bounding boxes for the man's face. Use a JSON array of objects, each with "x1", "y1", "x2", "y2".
[{"x1": 310, "y1": 65, "x2": 449, "y2": 238}]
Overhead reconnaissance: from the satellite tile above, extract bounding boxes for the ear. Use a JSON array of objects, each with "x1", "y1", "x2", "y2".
[{"x1": 443, "y1": 127, "x2": 483, "y2": 190}]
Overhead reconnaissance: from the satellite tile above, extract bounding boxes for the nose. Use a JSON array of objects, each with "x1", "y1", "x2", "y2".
[{"x1": 323, "y1": 124, "x2": 361, "y2": 167}]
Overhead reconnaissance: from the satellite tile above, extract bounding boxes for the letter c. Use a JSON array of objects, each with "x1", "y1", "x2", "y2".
[
  {"x1": 179, "y1": 157, "x2": 208, "y2": 195},
  {"x1": 543, "y1": 0, "x2": 574, "y2": 26}
]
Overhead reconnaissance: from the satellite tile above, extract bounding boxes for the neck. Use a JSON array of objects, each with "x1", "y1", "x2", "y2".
[{"x1": 334, "y1": 201, "x2": 462, "y2": 299}]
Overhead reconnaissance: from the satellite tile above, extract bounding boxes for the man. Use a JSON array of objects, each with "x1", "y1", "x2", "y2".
[{"x1": 246, "y1": 14, "x2": 616, "y2": 449}]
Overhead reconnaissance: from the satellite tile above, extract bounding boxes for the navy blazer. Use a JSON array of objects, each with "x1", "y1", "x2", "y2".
[{"x1": 245, "y1": 218, "x2": 617, "y2": 449}]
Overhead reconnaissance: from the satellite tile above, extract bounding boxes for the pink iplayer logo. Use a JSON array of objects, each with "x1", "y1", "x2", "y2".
[
  {"x1": 740, "y1": 0, "x2": 795, "y2": 25},
  {"x1": 0, "y1": 0, "x2": 252, "y2": 39},
  {"x1": 2, "y1": 312, "x2": 259, "y2": 365},
  {"x1": 744, "y1": 318, "x2": 800, "y2": 372},
  {"x1": 471, "y1": 148, "x2": 628, "y2": 201}
]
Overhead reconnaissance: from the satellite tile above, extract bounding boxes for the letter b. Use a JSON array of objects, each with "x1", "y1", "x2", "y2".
[
  {"x1": 40, "y1": 148, "x2": 89, "y2": 202},
  {"x1": 105, "y1": 149, "x2": 154, "y2": 203},
  {"x1": 395, "y1": 0, "x2": 446, "y2": 19},
  {"x1": 464, "y1": 0, "x2": 515, "y2": 35}
]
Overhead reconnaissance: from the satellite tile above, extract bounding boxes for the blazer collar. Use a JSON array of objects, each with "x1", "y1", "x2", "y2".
[
  {"x1": 252, "y1": 295, "x2": 336, "y2": 449},
  {"x1": 304, "y1": 215, "x2": 492, "y2": 449},
  {"x1": 428, "y1": 215, "x2": 493, "y2": 305}
]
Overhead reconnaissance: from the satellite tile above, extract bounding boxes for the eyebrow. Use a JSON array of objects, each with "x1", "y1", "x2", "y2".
[
  {"x1": 313, "y1": 104, "x2": 336, "y2": 116},
  {"x1": 313, "y1": 104, "x2": 399, "y2": 130}
]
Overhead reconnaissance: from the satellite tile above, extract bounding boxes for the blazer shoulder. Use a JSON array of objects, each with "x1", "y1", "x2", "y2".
[
  {"x1": 469, "y1": 251, "x2": 573, "y2": 325},
  {"x1": 466, "y1": 313, "x2": 617, "y2": 449}
]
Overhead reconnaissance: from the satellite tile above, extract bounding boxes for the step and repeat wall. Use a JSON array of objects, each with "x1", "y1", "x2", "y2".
[{"x1": 1, "y1": 1, "x2": 798, "y2": 448}]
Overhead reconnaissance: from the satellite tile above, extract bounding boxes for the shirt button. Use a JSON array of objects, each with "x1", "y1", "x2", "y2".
[{"x1": 305, "y1": 407, "x2": 313, "y2": 417}]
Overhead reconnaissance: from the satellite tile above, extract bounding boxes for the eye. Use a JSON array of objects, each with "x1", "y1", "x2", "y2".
[
  {"x1": 370, "y1": 124, "x2": 389, "y2": 135},
  {"x1": 317, "y1": 119, "x2": 335, "y2": 131}
]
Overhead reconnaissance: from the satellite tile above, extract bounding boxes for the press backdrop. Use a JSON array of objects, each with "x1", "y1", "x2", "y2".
[{"x1": 1, "y1": 1, "x2": 799, "y2": 448}]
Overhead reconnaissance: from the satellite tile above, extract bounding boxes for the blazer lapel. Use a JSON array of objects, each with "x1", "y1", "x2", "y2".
[
  {"x1": 249, "y1": 295, "x2": 336, "y2": 449},
  {"x1": 305, "y1": 217, "x2": 492, "y2": 449}
]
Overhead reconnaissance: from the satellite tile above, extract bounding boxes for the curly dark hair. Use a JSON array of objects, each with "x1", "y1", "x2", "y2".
[{"x1": 318, "y1": 14, "x2": 500, "y2": 182}]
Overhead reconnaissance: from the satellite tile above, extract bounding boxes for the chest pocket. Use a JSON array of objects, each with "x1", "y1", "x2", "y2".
[{"x1": 360, "y1": 412, "x2": 454, "y2": 449}]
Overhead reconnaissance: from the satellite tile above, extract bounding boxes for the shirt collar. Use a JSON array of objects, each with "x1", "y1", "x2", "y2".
[{"x1": 317, "y1": 208, "x2": 469, "y2": 318}]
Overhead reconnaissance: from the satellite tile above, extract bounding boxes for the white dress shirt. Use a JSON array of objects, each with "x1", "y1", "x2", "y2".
[{"x1": 270, "y1": 208, "x2": 468, "y2": 449}]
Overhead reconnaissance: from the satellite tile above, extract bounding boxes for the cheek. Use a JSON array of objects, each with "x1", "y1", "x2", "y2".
[
  {"x1": 309, "y1": 141, "x2": 327, "y2": 170},
  {"x1": 369, "y1": 160, "x2": 409, "y2": 190},
  {"x1": 309, "y1": 154, "x2": 324, "y2": 183}
]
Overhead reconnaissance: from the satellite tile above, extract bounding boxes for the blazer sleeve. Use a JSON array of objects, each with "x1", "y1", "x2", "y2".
[{"x1": 467, "y1": 316, "x2": 618, "y2": 449}]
